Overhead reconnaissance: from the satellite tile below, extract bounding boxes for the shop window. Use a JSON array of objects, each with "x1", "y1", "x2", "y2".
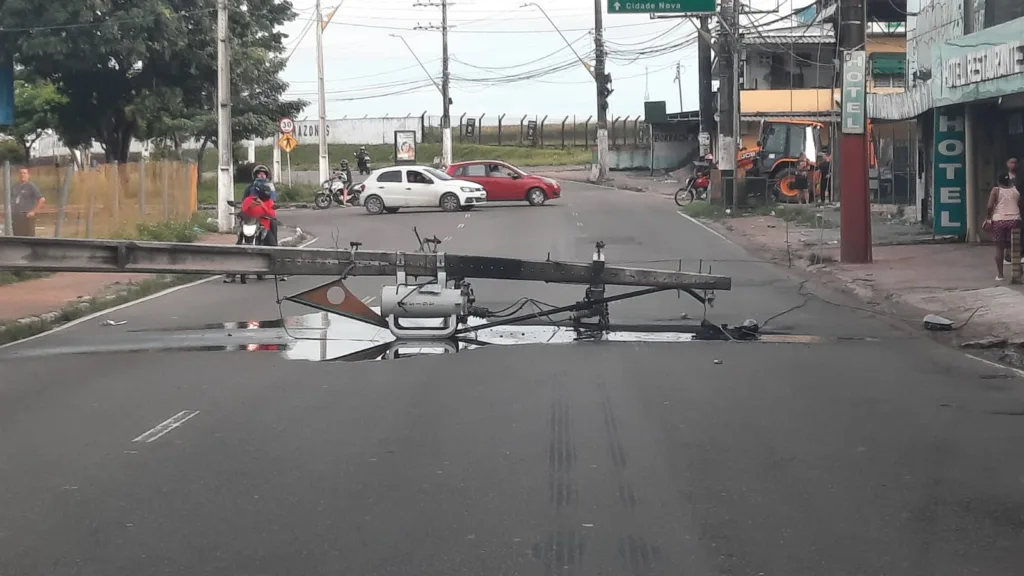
[
  {"x1": 874, "y1": 74, "x2": 906, "y2": 88},
  {"x1": 985, "y1": 0, "x2": 1024, "y2": 28}
]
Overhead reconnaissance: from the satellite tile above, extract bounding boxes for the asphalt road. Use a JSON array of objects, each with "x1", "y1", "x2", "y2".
[{"x1": 2, "y1": 182, "x2": 1024, "y2": 575}]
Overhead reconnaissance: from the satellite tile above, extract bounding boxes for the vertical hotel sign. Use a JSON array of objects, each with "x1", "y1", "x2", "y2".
[
  {"x1": 841, "y1": 51, "x2": 867, "y2": 135},
  {"x1": 932, "y1": 106, "x2": 967, "y2": 237}
]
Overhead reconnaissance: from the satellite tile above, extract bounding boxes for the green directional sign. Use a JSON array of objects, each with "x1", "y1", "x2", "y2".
[{"x1": 607, "y1": 0, "x2": 716, "y2": 14}]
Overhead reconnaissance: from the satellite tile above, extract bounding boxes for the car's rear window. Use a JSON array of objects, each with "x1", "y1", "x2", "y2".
[{"x1": 377, "y1": 170, "x2": 402, "y2": 183}]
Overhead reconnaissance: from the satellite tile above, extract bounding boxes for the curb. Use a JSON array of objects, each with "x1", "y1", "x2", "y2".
[{"x1": 0, "y1": 229, "x2": 317, "y2": 346}]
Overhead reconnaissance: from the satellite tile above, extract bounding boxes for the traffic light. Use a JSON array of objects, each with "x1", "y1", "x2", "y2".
[{"x1": 599, "y1": 72, "x2": 614, "y2": 99}]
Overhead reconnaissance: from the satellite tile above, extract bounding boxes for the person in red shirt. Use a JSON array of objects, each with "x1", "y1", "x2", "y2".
[{"x1": 240, "y1": 185, "x2": 277, "y2": 246}]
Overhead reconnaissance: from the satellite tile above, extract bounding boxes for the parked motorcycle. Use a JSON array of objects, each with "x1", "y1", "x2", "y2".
[
  {"x1": 314, "y1": 171, "x2": 355, "y2": 209},
  {"x1": 674, "y1": 159, "x2": 715, "y2": 206}
]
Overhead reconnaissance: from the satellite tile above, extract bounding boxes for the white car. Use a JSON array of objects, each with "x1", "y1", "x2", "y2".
[{"x1": 355, "y1": 166, "x2": 487, "y2": 215}]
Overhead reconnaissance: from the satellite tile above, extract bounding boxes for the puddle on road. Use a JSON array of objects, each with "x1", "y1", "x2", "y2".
[{"x1": 2, "y1": 307, "x2": 865, "y2": 363}]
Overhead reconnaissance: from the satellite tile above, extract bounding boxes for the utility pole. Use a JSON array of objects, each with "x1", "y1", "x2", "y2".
[
  {"x1": 593, "y1": 0, "x2": 610, "y2": 182},
  {"x1": 414, "y1": 0, "x2": 453, "y2": 167},
  {"x1": 315, "y1": 0, "x2": 330, "y2": 184},
  {"x1": 838, "y1": 0, "x2": 872, "y2": 263},
  {"x1": 697, "y1": 16, "x2": 714, "y2": 137},
  {"x1": 717, "y1": 0, "x2": 737, "y2": 209},
  {"x1": 673, "y1": 63, "x2": 683, "y2": 113},
  {"x1": 215, "y1": 0, "x2": 233, "y2": 233}
]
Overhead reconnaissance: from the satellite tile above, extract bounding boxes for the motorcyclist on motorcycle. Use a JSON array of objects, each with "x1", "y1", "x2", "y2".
[
  {"x1": 339, "y1": 159, "x2": 353, "y2": 189},
  {"x1": 241, "y1": 184, "x2": 277, "y2": 246},
  {"x1": 355, "y1": 147, "x2": 371, "y2": 173},
  {"x1": 225, "y1": 177, "x2": 278, "y2": 284}
]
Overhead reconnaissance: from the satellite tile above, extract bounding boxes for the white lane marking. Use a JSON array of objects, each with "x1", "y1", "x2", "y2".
[
  {"x1": 676, "y1": 210, "x2": 731, "y2": 242},
  {"x1": 361, "y1": 295, "x2": 376, "y2": 304},
  {"x1": 577, "y1": 222, "x2": 584, "y2": 227},
  {"x1": 0, "y1": 237, "x2": 319, "y2": 350},
  {"x1": 443, "y1": 236, "x2": 453, "y2": 242},
  {"x1": 966, "y1": 354, "x2": 1024, "y2": 378},
  {"x1": 465, "y1": 213, "x2": 471, "y2": 218},
  {"x1": 457, "y1": 223, "x2": 465, "y2": 229},
  {"x1": 572, "y1": 212, "x2": 578, "y2": 216},
  {"x1": 132, "y1": 410, "x2": 200, "y2": 443}
]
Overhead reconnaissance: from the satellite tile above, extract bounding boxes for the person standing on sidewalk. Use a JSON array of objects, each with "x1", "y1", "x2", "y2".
[
  {"x1": 984, "y1": 172, "x2": 1021, "y2": 281},
  {"x1": 12, "y1": 168, "x2": 45, "y2": 237}
]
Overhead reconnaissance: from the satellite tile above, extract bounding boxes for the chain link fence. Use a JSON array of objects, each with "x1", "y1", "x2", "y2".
[{"x1": 420, "y1": 114, "x2": 648, "y2": 148}]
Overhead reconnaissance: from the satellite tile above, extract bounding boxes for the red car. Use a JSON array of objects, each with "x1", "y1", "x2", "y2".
[{"x1": 446, "y1": 161, "x2": 561, "y2": 206}]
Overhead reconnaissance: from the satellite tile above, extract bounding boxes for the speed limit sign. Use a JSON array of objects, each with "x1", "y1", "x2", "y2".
[{"x1": 278, "y1": 117, "x2": 295, "y2": 134}]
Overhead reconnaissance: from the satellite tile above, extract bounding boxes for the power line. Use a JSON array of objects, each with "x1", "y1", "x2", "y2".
[{"x1": 324, "y1": 18, "x2": 685, "y2": 35}]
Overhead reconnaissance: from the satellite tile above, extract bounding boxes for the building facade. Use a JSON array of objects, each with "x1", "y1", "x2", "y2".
[
  {"x1": 871, "y1": 0, "x2": 1024, "y2": 238},
  {"x1": 737, "y1": 18, "x2": 914, "y2": 205}
]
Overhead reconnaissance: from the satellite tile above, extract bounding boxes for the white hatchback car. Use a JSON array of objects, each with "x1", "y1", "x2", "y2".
[{"x1": 356, "y1": 166, "x2": 487, "y2": 215}]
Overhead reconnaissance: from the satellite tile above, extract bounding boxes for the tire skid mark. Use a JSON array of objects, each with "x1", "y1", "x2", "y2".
[
  {"x1": 533, "y1": 397, "x2": 585, "y2": 575},
  {"x1": 531, "y1": 530, "x2": 586, "y2": 576},
  {"x1": 548, "y1": 397, "x2": 577, "y2": 507},
  {"x1": 617, "y1": 534, "x2": 663, "y2": 574},
  {"x1": 602, "y1": 394, "x2": 666, "y2": 573}
]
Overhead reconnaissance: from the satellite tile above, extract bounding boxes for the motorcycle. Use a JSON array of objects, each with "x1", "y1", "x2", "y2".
[
  {"x1": 674, "y1": 160, "x2": 715, "y2": 206},
  {"x1": 356, "y1": 155, "x2": 372, "y2": 175},
  {"x1": 314, "y1": 171, "x2": 358, "y2": 209},
  {"x1": 224, "y1": 200, "x2": 269, "y2": 284}
]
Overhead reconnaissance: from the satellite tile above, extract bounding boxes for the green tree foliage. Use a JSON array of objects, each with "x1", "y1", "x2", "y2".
[
  {"x1": 10, "y1": 73, "x2": 67, "y2": 161},
  {"x1": 2, "y1": 0, "x2": 306, "y2": 163}
]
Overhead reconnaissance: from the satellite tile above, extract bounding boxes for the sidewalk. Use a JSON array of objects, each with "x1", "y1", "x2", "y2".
[
  {"x1": 713, "y1": 213, "x2": 1024, "y2": 347},
  {"x1": 0, "y1": 226, "x2": 310, "y2": 326}
]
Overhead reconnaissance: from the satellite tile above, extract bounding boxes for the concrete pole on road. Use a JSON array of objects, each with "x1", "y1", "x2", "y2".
[
  {"x1": 215, "y1": 0, "x2": 234, "y2": 232},
  {"x1": 315, "y1": 0, "x2": 330, "y2": 184}
]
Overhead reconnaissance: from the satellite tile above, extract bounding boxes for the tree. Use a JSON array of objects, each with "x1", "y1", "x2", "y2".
[
  {"x1": 3, "y1": 0, "x2": 304, "y2": 163},
  {"x1": 9, "y1": 74, "x2": 67, "y2": 161}
]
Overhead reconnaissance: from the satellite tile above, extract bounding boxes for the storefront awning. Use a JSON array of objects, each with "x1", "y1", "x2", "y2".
[{"x1": 871, "y1": 52, "x2": 906, "y2": 76}]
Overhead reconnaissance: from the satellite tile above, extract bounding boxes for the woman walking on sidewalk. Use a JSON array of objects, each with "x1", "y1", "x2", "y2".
[{"x1": 985, "y1": 172, "x2": 1021, "y2": 281}]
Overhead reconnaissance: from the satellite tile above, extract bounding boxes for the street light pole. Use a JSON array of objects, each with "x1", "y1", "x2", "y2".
[
  {"x1": 414, "y1": 0, "x2": 453, "y2": 167},
  {"x1": 521, "y1": 2, "x2": 595, "y2": 80},
  {"x1": 315, "y1": 0, "x2": 330, "y2": 184}
]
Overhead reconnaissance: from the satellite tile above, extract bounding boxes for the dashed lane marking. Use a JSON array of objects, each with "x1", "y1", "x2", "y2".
[{"x1": 132, "y1": 410, "x2": 200, "y2": 443}]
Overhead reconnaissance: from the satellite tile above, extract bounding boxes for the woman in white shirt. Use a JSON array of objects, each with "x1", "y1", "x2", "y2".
[{"x1": 985, "y1": 172, "x2": 1021, "y2": 281}]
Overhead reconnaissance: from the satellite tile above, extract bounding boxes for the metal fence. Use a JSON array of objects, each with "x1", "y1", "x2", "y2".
[
  {"x1": 420, "y1": 114, "x2": 648, "y2": 148},
  {"x1": 1, "y1": 160, "x2": 198, "y2": 239}
]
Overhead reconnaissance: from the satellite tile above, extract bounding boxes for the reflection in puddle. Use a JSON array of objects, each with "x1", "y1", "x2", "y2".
[{"x1": 5, "y1": 307, "x2": 709, "y2": 362}]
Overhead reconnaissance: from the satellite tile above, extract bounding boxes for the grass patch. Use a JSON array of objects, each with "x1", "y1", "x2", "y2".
[
  {"x1": 0, "y1": 271, "x2": 54, "y2": 286},
  {"x1": 196, "y1": 143, "x2": 593, "y2": 173},
  {"x1": 109, "y1": 213, "x2": 220, "y2": 243},
  {"x1": 0, "y1": 274, "x2": 204, "y2": 345}
]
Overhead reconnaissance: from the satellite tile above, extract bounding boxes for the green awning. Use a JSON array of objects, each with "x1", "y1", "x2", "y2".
[{"x1": 871, "y1": 52, "x2": 906, "y2": 76}]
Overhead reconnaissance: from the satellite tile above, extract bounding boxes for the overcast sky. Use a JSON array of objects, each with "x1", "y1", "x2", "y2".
[{"x1": 279, "y1": 0, "x2": 797, "y2": 121}]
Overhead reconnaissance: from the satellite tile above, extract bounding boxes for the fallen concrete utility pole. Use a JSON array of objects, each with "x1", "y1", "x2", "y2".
[{"x1": 0, "y1": 237, "x2": 732, "y2": 291}]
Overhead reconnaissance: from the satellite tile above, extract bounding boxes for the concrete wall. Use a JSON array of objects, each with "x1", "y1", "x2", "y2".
[{"x1": 600, "y1": 123, "x2": 699, "y2": 171}]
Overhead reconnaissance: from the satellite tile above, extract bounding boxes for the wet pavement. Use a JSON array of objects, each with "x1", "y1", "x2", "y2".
[{"x1": 2, "y1": 181, "x2": 1024, "y2": 575}]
